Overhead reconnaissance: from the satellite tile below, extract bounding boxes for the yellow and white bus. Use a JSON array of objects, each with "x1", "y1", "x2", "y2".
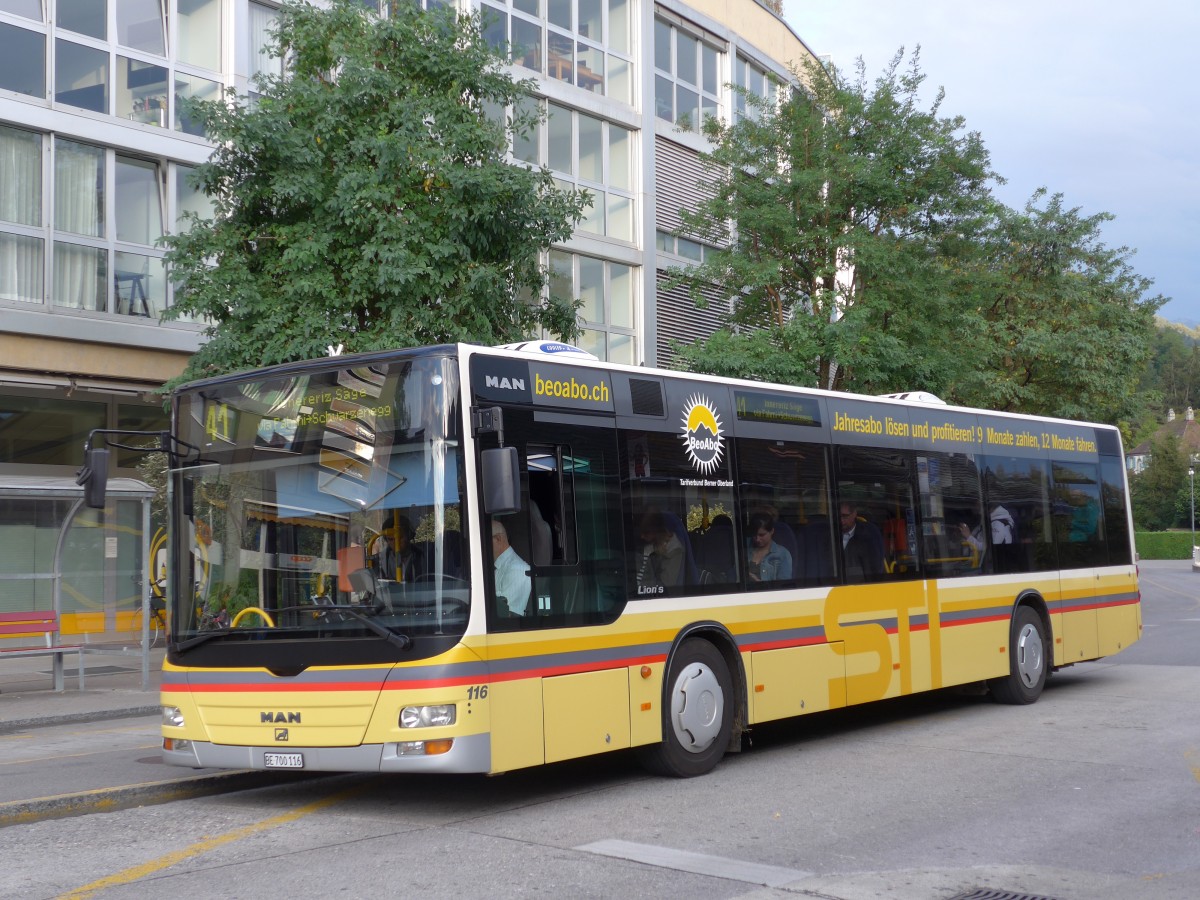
[{"x1": 152, "y1": 341, "x2": 1140, "y2": 777}]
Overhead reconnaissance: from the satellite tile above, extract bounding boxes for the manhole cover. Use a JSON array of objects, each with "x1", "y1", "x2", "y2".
[{"x1": 948, "y1": 890, "x2": 1063, "y2": 900}]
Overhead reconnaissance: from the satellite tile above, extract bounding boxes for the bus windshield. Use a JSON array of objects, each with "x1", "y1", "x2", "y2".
[{"x1": 170, "y1": 353, "x2": 467, "y2": 652}]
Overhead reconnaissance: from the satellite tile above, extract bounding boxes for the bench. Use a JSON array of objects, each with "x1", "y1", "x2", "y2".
[{"x1": 0, "y1": 611, "x2": 85, "y2": 691}]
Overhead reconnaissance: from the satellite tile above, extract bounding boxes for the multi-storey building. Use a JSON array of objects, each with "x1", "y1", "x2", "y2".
[{"x1": 0, "y1": 0, "x2": 815, "y2": 636}]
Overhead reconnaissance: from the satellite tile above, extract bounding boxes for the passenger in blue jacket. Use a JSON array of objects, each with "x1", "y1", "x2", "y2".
[{"x1": 746, "y1": 511, "x2": 793, "y2": 583}]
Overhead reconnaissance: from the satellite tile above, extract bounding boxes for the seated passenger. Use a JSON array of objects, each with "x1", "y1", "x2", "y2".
[
  {"x1": 701, "y1": 514, "x2": 737, "y2": 582},
  {"x1": 746, "y1": 511, "x2": 793, "y2": 583},
  {"x1": 492, "y1": 519, "x2": 531, "y2": 616},
  {"x1": 636, "y1": 510, "x2": 685, "y2": 590},
  {"x1": 375, "y1": 516, "x2": 421, "y2": 583},
  {"x1": 839, "y1": 502, "x2": 884, "y2": 583}
]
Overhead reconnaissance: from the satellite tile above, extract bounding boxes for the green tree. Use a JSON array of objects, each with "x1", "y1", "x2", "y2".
[
  {"x1": 1138, "y1": 323, "x2": 1200, "y2": 414},
  {"x1": 667, "y1": 49, "x2": 1163, "y2": 426},
  {"x1": 951, "y1": 190, "x2": 1163, "y2": 422},
  {"x1": 1130, "y1": 433, "x2": 1188, "y2": 531},
  {"x1": 668, "y1": 49, "x2": 997, "y2": 394},
  {"x1": 163, "y1": 0, "x2": 585, "y2": 383}
]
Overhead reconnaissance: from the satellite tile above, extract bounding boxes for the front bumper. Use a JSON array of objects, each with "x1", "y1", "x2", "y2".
[{"x1": 162, "y1": 731, "x2": 491, "y2": 774}]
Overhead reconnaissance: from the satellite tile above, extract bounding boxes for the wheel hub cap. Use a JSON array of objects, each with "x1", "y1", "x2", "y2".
[
  {"x1": 1016, "y1": 622, "x2": 1044, "y2": 688},
  {"x1": 671, "y1": 663, "x2": 723, "y2": 753}
]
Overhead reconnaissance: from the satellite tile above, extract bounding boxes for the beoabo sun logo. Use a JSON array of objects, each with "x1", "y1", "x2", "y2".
[{"x1": 680, "y1": 394, "x2": 724, "y2": 474}]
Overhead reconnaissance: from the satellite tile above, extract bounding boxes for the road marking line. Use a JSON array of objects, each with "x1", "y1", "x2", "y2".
[
  {"x1": 0, "y1": 744, "x2": 160, "y2": 767},
  {"x1": 575, "y1": 839, "x2": 810, "y2": 887},
  {"x1": 56, "y1": 780, "x2": 369, "y2": 900},
  {"x1": 1187, "y1": 749, "x2": 1200, "y2": 785}
]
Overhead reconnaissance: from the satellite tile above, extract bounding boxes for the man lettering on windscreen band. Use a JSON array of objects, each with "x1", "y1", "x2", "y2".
[{"x1": 492, "y1": 519, "x2": 531, "y2": 616}]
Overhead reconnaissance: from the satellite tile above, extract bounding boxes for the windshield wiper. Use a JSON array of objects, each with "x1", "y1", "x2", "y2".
[
  {"x1": 176, "y1": 603, "x2": 412, "y2": 652},
  {"x1": 174, "y1": 627, "x2": 251, "y2": 652},
  {"x1": 327, "y1": 604, "x2": 412, "y2": 650}
]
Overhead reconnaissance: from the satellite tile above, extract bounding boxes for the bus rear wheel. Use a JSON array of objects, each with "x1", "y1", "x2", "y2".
[
  {"x1": 639, "y1": 638, "x2": 734, "y2": 778},
  {"x1": 988, "y1": 606, "x2": 1047, "y2": 705}
]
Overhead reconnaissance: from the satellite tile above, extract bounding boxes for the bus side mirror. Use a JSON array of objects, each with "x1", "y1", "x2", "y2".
[
  {"x1": 76, "y1": 447, "x2": 110, "y2": 509},
  {"x1": 482, "y1": 447, "x2": 522, "y2": 515}
]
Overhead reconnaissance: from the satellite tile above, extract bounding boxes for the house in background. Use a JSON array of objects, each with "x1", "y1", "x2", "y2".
[{"x1": 1127, "y1": 407, "x2": 1200, "y2": 475}]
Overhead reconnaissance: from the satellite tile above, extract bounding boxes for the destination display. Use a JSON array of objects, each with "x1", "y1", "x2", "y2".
[
  {"x1": 828, "y1": 396, "x2": 1102, "y2": 460},
  {"x1": 734, "y1": 390, "x2": 822, "y2": 427}
]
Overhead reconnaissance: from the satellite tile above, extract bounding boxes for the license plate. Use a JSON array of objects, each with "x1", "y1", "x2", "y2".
[{"x1": 263, "y1": 752, "x2": 304, "y2": 769}]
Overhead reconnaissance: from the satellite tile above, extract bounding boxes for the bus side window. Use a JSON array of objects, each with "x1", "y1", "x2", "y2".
[
  {"x1": 835, "y1": 446, "x2": 918, "y2": 583},
  {"x1": 621, "y1": 427, "x2": 736, "y2": 597},
  {"x1": 488, "y1": 409, "x2": 627, "y2": 631},
  {"x1": 734, "y1": 438, "x2": 834, "y2": 589},
  {"x1": 982, "y1": 455, "x2": 1055, "y2": 575},
  {"x1": 917, "y1": 452, "x2": 985, "y2": 578}
]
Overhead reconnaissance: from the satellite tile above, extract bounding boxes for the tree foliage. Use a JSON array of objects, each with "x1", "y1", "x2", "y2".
[
  {"x1": 669, "y1": 49, "x2": 1164, "y2": 425},
  {"x1": 1138, "y1": 323, "x2": 1200, "y2": 416},
  {"x1": 950, "y1": 191, "x2": 1163, "y2": 422},
  {"x1": 669, "y1": 49, "x2": 996, "y2": 394},
  {"x1": 163, "y1": 0, "x2": 586, "y2": 384},
  {"x1": 1130, "y1": 433, "x2": 1189, "y2": 531}
]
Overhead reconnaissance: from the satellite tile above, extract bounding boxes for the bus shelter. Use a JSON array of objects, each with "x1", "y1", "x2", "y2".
[{"x1": 0, "y1": 476, "x2": 157, "y2": 689}]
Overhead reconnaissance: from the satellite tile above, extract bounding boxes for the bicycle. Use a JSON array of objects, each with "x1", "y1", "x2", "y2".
[{"x1": 131, "y1": 587, "x2": 168, "y2": 648}]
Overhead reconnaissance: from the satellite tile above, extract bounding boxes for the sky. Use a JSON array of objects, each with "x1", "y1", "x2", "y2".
[{"x1": 778, "y1": 0, "x2": 1200, "y2": 325}]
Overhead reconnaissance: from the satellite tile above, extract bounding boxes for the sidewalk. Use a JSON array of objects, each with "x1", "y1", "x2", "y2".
[{"x1": 0, "y1": 643, "x2": 163, "y2": 732}]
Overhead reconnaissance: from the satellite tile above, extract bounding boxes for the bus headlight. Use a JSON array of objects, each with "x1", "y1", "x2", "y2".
[
  {"x1": 399, "y1": 705, "x2": 456, "y2": 728},
  {"x1": 395, "y1": 739, "x2": 454, "y2": 756},
  {"x1": 162, "y1": 706, "x2": 185, "y2": 727}
]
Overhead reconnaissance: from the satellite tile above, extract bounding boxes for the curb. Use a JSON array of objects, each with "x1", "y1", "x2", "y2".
[
  {"x1": 0, "y1": 706, "x2": 160, "y2": 735},
  {"x1": 0, "y1": 770, "x2": 322, "y2": 828}
]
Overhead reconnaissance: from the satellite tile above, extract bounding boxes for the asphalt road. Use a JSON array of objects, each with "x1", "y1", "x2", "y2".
[{"x1": 1, "y1": 560, "x2": 1196, "y2": 899}]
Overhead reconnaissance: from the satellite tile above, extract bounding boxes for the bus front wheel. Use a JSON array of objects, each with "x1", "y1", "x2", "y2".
[
  {"x1": 639, "y1": 638, "x2": 733, "y2": 778},
  {"x1": 988, "y1": 606, "x2": 1047, "y2": 705}
]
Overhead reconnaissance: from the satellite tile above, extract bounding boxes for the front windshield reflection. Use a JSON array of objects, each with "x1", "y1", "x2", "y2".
[{"x1": 172, "y1": 355, "x2": 467, "y2": 647}]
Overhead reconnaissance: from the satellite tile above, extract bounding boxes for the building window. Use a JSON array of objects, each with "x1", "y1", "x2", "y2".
[
  {"x1": 0, "y1": 125, "x2": 44, "y2": 305},
  {"x1": 655, "y1": 230, "x2": 708, "y2": 262},
  {"x1": 53, "y1": 138, "x2": 107, "y2": 312},
  {"x1": 2, "y1": 131, "x2": 191, "y2": 317},
  {"x1": 0, "y1": 392, "x2": 106, "y2": 466},
  {"x1": 117, "y1": 57, "x2": 169, "y2": 125},
  {"x1": 3, "y1": 1, "x2": 223, "y2": 134},
  {"x1": 734, "y1": 54, "x2": 777, "y2": 121},
  {"x1": 548, "y1": 249, "x2": 636, "y2": 364},
  {"x1": 0, "y1": 0, "x2": 44, "y2": 21},
  {"x1": 174, "y1": 71, "x2": 220, "y2": 135},
  {"x1": 516, "y1": 99, "x2": 635, "y2": 243},
  {"x1": 177, "y1": 0, "x2": 221, "y2": 70},
  {"x1": 249, "y1": 1, "x2": 282, "y2": 90},
  {"x1": 59, "y1": 0, "x2": 105, "y2": 40},
  {"x1": 56, "y1": 38, "x2": 109, "y2": 112},
  {"x1": 0, "y1": 20, "x2": 45, "y2": 97},
  {"x1": 117, "y1": 0, "x2": 166, "y2": 55},
  {"x1": 175, "y1": 163, "x2": 213, "y2": 230},
  {"x1": 482, "y1": 0, "x2": 633, "y2": 104},
  {"x1": 654, "y1": 18, "x2": 721, "y2": 133}
]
